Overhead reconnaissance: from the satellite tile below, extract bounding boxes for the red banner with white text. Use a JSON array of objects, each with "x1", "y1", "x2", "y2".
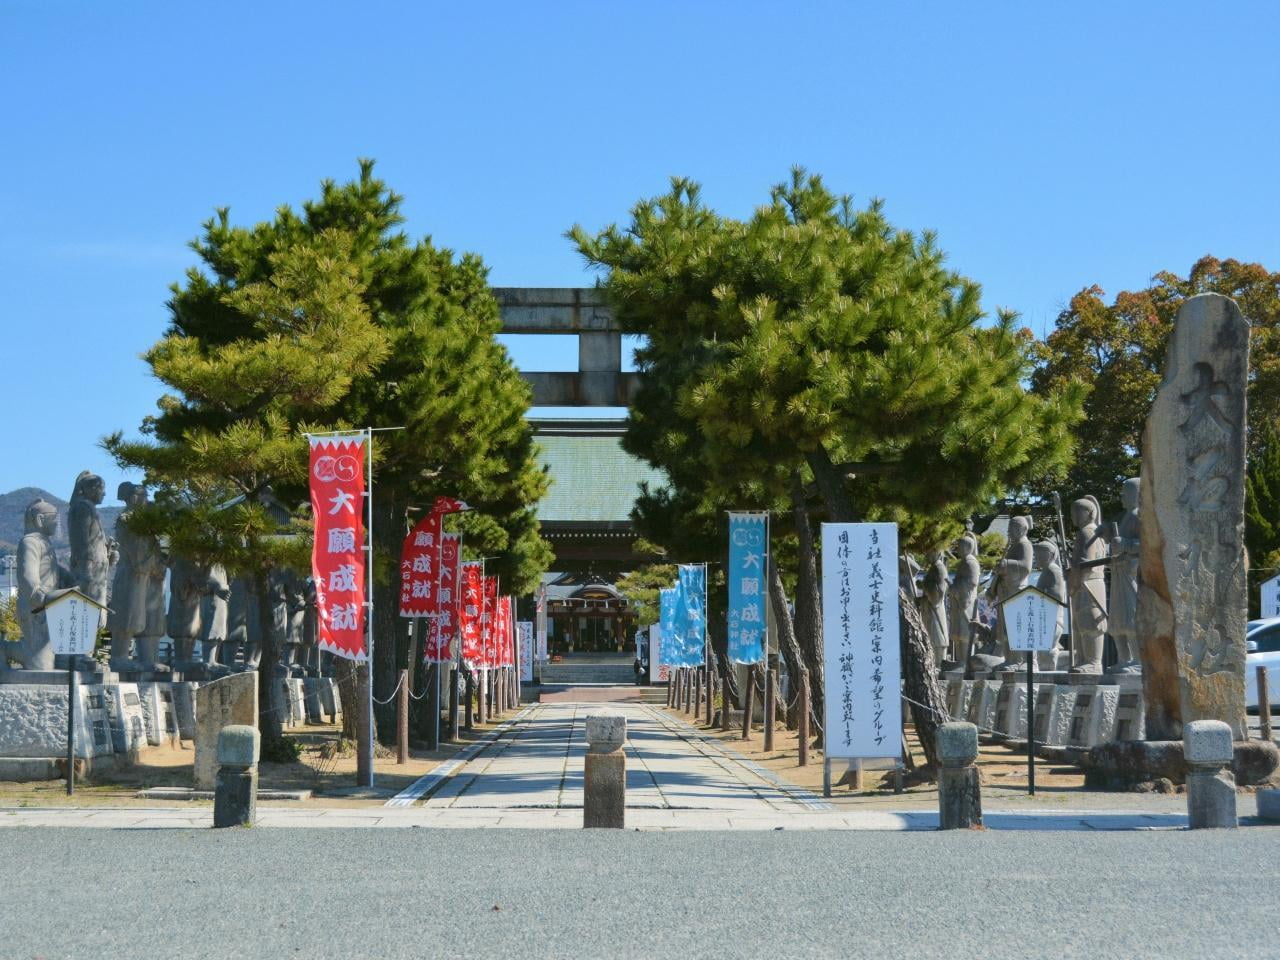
[
  {"x1": 423, "y1": 534, "x2": 461, "y2": 662},
  {"x1": 459, "y1": 562, "x2": 484, "y2": 668},
  {"x1": 309, "y1": 433, "x2": 367, "y2": 661},
  {"x1": 481, "y1": 576, "x2": 498, "y2": 668},
  {"x1": 499, "y1": 597, "x2": 514, "y2": 666},
  {"x1": 399, "y1": 496, "x2": 469, "y2": 618}
]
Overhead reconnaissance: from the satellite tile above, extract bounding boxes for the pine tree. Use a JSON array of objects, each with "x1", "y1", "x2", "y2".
[
  {"x1": 572, "y1": 170, "x2": 1084, "y2": 769},
  {"x1": 104, "y1": 229, "x2": 389, "y2": 757}
]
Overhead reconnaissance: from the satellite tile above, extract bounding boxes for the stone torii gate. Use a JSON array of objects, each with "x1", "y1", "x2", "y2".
[{"x1": 494, "y1": 288, "x2": 640, "y2": 406}]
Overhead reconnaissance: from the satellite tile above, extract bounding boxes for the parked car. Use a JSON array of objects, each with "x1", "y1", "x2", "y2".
[{"x1": 1245, "y1": 618, "x2": 1280, "y2": 712}]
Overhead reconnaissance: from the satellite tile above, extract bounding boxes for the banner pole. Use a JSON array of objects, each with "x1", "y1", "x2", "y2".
[{"x1": 361, "y1": 425, "x2": 375, "y2": 789}]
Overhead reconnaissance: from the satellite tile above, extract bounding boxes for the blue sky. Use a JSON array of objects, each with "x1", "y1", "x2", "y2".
[{"x1": 3, "y1": 1, "x2": 1277, "y2": 499}]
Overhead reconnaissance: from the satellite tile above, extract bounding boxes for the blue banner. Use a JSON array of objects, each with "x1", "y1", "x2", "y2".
[
  {"x1": 727, "y1": 512, "x2": 768, "y2": 663},
  {"x1": 677, "y1": 564, "x2": 706, "y2": 667},
  {"x1": 658, "y1": 587, "x2": 678, "y2": 666}
]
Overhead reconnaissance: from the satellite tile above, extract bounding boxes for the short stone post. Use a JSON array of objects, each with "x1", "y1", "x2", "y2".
[
  {"x1": 1184, "y1": 719, "x2": 1237, "y2": 829},
  {"x1": 937, "y1": 722, "x2": 982, "y2": 830},
  {"x1": 583, "y1": 711, "x2": 626, "y2": 829},
  {"x1": 213, "y1": 724, "x2": 259, "y2": 828}
]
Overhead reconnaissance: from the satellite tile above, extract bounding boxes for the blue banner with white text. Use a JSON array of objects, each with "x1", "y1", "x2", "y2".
[
  {"x1": 677, "y1": 564, "x2": 706, "y2": 667},
  {"x1": 658, "y1": 587, "x2": 678, "y2": 666},
  {"x1": 727, "y1": 512, "x2": 768, "y2": 663}
]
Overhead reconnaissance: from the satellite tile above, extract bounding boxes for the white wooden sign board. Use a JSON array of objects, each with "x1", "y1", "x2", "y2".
[
  {"x1": 1262, "y1": 574, "x2": 1280, "y2": 620},
  {"x1": 821, "y1": 522, "x2": 901, "y2": 760},
  {"x1": 44, "y1": 589, "x2": 102, "y2": 657},
  {"x1": 1002, "y1": 586, "x2": 1064, "y2": 653}
]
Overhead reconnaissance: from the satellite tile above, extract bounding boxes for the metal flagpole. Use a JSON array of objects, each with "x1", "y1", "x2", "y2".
[{"x1": 362, "y1": 425, "x2": 375, "y2": 789}]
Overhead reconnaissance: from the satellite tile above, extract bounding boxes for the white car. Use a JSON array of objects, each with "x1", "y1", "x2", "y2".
[{"x1": 1245, "y1": 618, "x2": 1280, "y2": 712}]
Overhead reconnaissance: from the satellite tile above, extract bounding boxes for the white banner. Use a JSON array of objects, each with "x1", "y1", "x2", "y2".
[
  {"x1": 517, "y1": 621, "x2": 534, "y2": 683},
  {"x1": 821, "y1": 522, "x2": 901, "y2": 759}
]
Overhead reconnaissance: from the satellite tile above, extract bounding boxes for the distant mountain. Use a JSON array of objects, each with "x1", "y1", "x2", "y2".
[{"x1": 0, "y1": 486, "x2": 124, "y2": 557}]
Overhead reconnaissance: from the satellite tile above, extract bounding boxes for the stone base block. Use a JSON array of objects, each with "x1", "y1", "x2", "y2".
[
  {"x1": 102, "y1": 683, "x2": 147, "y2": 755},
  {"x1": 1083, "y1": 739, "x2": 1280, "y2": 788},
  {"x1": 213, "y1": 766, "x2": 258, "y2": 828},
  {"x1": 1256, "y1": 788, "x2": 1280, "y2": 821},
  {"x1": 1067, "y1": 686, "x2": 1120, "y2": 748},
  {"x1": 965, "y1": 680, "x2": 1000, "y2": 736},
  {"x1": 0, "y1": 683, "x2": 116, "y2": 761},
  {"x1": 303, "y1": 678, "x2": 325, "y2": 724},
  {"x1": 1033, "y1": 685, "x2": 1076, "y2": 747},
  {"x1": 996, "y1": 682, "x2": 1042, "y2": 739},
  {"x1": 946, "y1": 680, "x2": 974, "y2": 722},
  {"x1": 1187, "y1": 769, "x2": 1237, "y2": 829},
  {"x1": 0, "y1": 754, "x2": 121, "y2": 781}
]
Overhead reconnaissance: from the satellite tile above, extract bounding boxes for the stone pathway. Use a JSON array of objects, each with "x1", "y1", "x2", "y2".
[{"x1": 413, "y1": 702, "x2": 828, "y2": 814}]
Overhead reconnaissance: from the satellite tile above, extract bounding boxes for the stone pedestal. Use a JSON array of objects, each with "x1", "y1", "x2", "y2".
[
  {"x1": 102, "y1": 684, "x2": 147, "y2": 755},
  {"x1": 946, "y1": 679, "x2": 974, "y2": 721},
  {"x1": 1067, "y1": 686, "x2": 1120, "y2": 749},
  {"x1": 965, "y1": 680, "x2": 1000, "y2": 735},
  {"x1": 213, "y1": 725, "x2": 259, "y2": 829},
  {"x1": 937, "y1": 722, "x2": 982, "y2": 830},
  {"x1": 996, "y1": 682, "x2": 1040, "y2": 740},
  {"x1": 583, "y1": 711, "x2": 626, "y2": 829},
  {"x1": 1184, "y1": 720, "x2": 1237, "y2": 829}
]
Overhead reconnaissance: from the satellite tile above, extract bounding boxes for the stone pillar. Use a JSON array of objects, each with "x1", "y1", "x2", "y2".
[
  {"x1": 583, "y1": 711, "x2": 626, "y2": 829},
  {"x1": 1138, "y1": 294, "x2": 1250, "y2": 739},
  {"x1": 937, "y1": 722, "x2": 982, "y2": 830},
  {"x1": 213, "y1": 724, "x2": 259, "y2": 828},
  {"x1": 1184, "y1": 719, "x2": 1237, "y2": 829}
]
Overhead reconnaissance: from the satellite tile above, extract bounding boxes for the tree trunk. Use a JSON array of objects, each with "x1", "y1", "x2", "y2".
[
  {"x1": 805, "y1": 447, "x2": 859, "y2": 524},
  {"x1": 768, "y1": 556, "x2": 812, "y2": 734},
  {"x1": 253, "y1": 570, "x2": 286, "y2": 758},
  {"x1": 336, "y1": 656, "x2": 359, "y2": 741},
  {"x1": 790, "y1": 471, "x2": 826, "y2": 744},
  {"x1": 898, "y1": 584, "x2": 948, "y2": 773},
  {"x1": 372, "y1": 494, "x2": 409, "y2": 746}
]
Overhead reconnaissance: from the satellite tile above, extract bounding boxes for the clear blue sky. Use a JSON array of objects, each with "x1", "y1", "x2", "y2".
[{"x1": 3, "y1": 1, "x2": 1277, "y2": 499}]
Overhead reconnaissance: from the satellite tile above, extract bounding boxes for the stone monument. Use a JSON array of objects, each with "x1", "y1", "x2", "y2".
[
  {"x1": 987, "y1": 515, "x2": 1033, "y2": 669},
  {"x1": 1109, "y1": 477, "x2": 1142, "y2": 673},
  {"x1": 12, "y1": 500, "x2": 74, "y2": 670},
  {"x1": 67, "y1": 471, "x2": 113, "y2": 630},
  {"x1": 1138, "y1": 293, "x2": 1249, "y2": 740},
  {"x1": 948, "y1": 533, "x2": 980, "y2": 663},
  {"x1": 921, "y1": 551, "x2": 949, "y2": 666},
  {"x1": 1068, "y1": 496, "x2": 1109, "y2": 674},
  {"x1": 194, "y1": 671, "x2": 259, "y2": 790}
]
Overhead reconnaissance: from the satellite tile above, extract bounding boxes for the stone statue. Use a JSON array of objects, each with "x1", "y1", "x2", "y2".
[
  {"x1": 1109, "y1": 477, "x2": 1142, "y2": 673},
  {"x1": 109, "y1": 483, "x2": 167, "y2": 669},
  {"x1": 166, "y1": 553, "x2": 206, "y2": 664},
  {"x1": 67, "y1": 471, "x2": 113, "y2": 629},
  {"x1": 987, "y1": 515, "x2": 1033, "y2": 668},
  {"x1": 948, "y1": 533, "x2": 981, "y2": 662},
  {"x1": 1033, "y1": 540, "x2": 1067, "y2": 671},
  {"x1": 226, "y1": 577, "x2": 262, "y2": 670},
  {"x1": 921, "y1": 551, "x2": 949, "y2": 666},
  {"x1": 13, "y1": 499, "x2": 73, "y2": 669},
  {"x1": 200, "y1": 563, "x2": 230, "y2": 665},
  {"x1": 1068, "y1": 496, "x2": 1109, "y2": 674}
]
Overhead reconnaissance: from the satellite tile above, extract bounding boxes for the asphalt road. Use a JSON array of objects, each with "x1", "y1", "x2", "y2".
[{"x1": 4, "y1": 827, "x2": 1277, "y2": 959}]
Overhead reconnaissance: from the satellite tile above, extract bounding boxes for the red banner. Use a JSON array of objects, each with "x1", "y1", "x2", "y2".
[
  {"x1": 423, "y1": 534, "x2": 460, "y2": 663},
  {"x1": 499, "y1": 596, "x2": 514, "y2": 666},
  {"x1": 399, "y1": 496, "x2": 469, "y2": 618},
  {"x1": 481, "y1": 576, "x2": 498, "y2": 668},
  {"x1": 309, "y1": 433, "x2": 367, "y2": 661},
  {"x1": 459, "y1": 562, "x2": 484, "y2": 668}
]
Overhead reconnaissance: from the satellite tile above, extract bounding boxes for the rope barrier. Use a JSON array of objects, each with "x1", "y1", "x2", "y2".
[{"x1": 899, "y1": 691, "x2": 1046, "y2": 746}]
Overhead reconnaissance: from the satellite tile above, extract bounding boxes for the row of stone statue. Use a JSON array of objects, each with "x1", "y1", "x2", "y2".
[
  {"x1": 914, "y1": 478, "x2": 1141, "y2": 676},
  {"x1": 7, "y1": 472, "x2": 322, "y2": 677}
]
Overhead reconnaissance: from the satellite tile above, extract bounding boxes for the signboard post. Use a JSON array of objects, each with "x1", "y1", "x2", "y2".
[
  {"x1": 40, "y1": 588, "x2": 106, "y2": 797},
  {"x1": 820, "y1": 523, "x2": 901, "y2": 797},
  {"x1": 1001, "y1": 585, "x2": 1066, "y2": 796}
]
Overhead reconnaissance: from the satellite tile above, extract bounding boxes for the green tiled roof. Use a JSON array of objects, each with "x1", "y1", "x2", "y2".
[{"x1": 533, "y1": 424, "x2": 666, "y2": 523}]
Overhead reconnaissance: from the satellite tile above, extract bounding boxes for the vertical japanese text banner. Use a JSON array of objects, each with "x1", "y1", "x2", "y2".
[
  {"x1": 309, "y1": 433, "x2": 367, "y2": 661},
  {"x1": 424, "y1": 533, "x2": 461, "y2": 662},
  {"x1": 658, "y1": 588, "x2": 677, "y2": 667},
  {"x1": 727, "y1": 513, "x2": 768, "y2": 664},
  {"x1": 677, "y1": 565, "x2": 706, "y2": 668},
  {"x1": 459, "y1": 562, "x2": 484, "y2": 669},
  {"x1": 518, "y1": 621, "x2": 534, "y2": 683},
  {"x1": 820, "y1": 522, "x2": 901, "y2": 759},
  {"x1": 400, "y1": 496, "x2": 469, "y2": 619},
  {"x1": 481, "y1": 576, "x2": 499, "y2": 668},
  {"x1": 535, "y1": 586, "x2": 548, "y2": 661}
]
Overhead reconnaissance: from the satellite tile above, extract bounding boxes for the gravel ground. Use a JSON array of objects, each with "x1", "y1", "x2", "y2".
[{"x1": 4, "y1": 826, "x2": 1277, "y2": 959}]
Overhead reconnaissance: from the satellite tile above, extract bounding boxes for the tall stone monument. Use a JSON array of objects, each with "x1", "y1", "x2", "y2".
[{"x1": 1138, "y1": 294, "x2": 1249, "y2": 740}]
